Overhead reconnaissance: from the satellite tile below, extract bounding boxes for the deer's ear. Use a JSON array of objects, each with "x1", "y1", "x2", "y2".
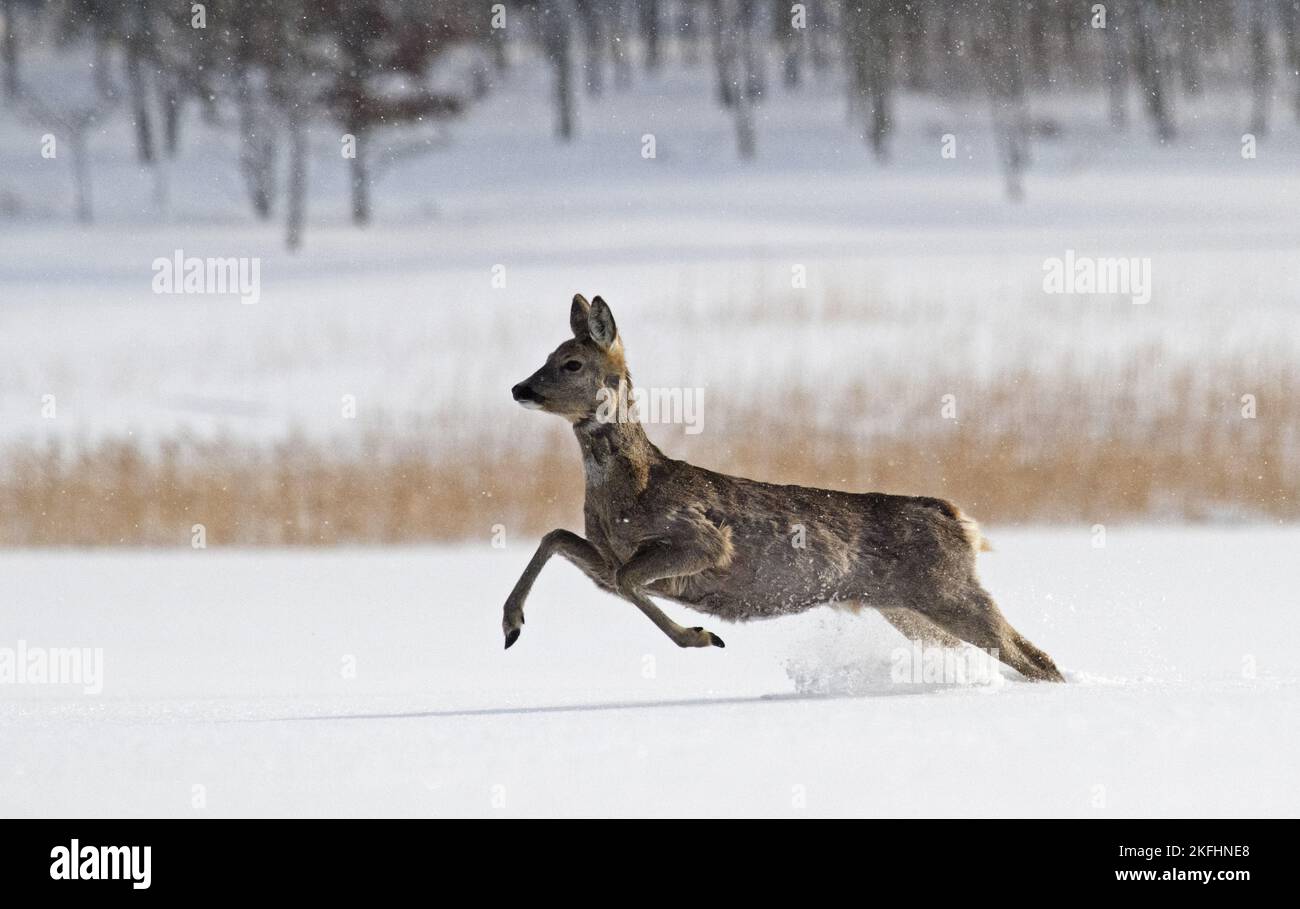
[
  {"x1": 570, "y1": 294, "x2": 592, "y2": 340},
  {"x1": 588, "y1": 296, "x2": 618, "y2": 350}
]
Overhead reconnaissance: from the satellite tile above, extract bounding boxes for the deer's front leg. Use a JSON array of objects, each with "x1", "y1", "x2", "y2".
[
  {"x1": 616, "y1": 539, "x2": 728, "y2": 649},
  {"x1": 503, "y1": 529, "x2": 615, "y2": 649}
]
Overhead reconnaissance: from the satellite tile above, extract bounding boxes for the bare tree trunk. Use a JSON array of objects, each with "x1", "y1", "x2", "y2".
[
  {"x1": 1132, "y1": 0, "x2": 1174, "y2": 141},
  {"x1": 980, "y1": 0, "x2": 1029, "y2": 200},
  {"x1": 94, "y1": 31, "x2": 114, "y2": 100},
  {"x1": 678, "y1": 0, "x2": 702, "y2": 65},
  {"x1": 286, "y1": 106, "x2": 307, "y2": 251},
  {"x1": 844, "y1": 4, "x2": 866, "y2": 126},
  {"x1": 741, "y1": 0, "x2": 763, "y2": 99},
  {"x1": 236, "y1": 63, "x2": 275, "y2": 220},
  {"x1": 1248, "y1": 0, "x2": 1271, "y2": 136},
  {"x1": 1103, "y1": 1, "x2": 1127, "y2": 128},
  {"x1": 1281, "y1": 0, "x2": 1300, "y2": 122},
  {"x1": 935, "y1": 3, "x2": 963, "y2": 97},
  {"x1": 710, "y1": 0, "x2": 736, "y2": 106},
  {"x1": 774, "y1": 0, "x2": 800, "y2": 88},
  {"x1": 349, "y1": 124, "x2": 370, "y2": 225},
  {"x1": 1026, "y1": 0, "x2": 1050, "y2": 89},
  {"x1": 734, "y1": 0, "x2": 757, "y2": 159},
  {"x1": 151, "y1": 146, "x2": 171, "y2": 218},
  {"x1": 809, "y1": 0, "x2": 832, "y2": 76},
  {"x1": 272, "y1": 6, "x2": 309, "y2": 250},
  {"x1": 492, "y1": 12, "x2": 509, "y2": 71},
  {"x1": 867, "y1": 2, "x2": 892, "y2": 157},
  {"x1": 470, "y1": 45, "x2": 491, "y2": 98},
  {"x1": 194, "y1": 34, "x2": 219, "y2": 124},
  {"x1": 576, "y1": 0, "x2": 604, "y2": 96},
  {"x1": 68, "y1": 126, "x2": 93, "y2": 223},
  {"x1": 1, "y1": 0, "x2": 18, "y2": 100},
  {"x1": 125, "y1": 1, "x2": 155, "y2": 164},
  {"x1": 1177, "y1": 0, "x2": 1203, "y2": 96},
  {"x1": 542, "y1": 0, "x2": 576, "y2": 139},
  {"x1": 162, "y1": 82, "x2": 181, "y2": 156},
  {"x1": 639, "y1": 0, "x2": 661, "y2": 71},
  {"x1": 611, "y1": 0, "x2": 632, "y2": 88},
  {"x1": 901, "y1": 0, "x2": 927, "y2": 90},
  {"x1": 846, "y1": 0, "x2": 893, "y2": 160},
  {"x1": 1060, "y1": 0, "x2": 1083, "y2": 80}
]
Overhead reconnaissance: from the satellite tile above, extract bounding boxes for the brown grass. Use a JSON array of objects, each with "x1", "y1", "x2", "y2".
[{"x1": 1, "y1": 365, "x2": 1295, "y2": 546}]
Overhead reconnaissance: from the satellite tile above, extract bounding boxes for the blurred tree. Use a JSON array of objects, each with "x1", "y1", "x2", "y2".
[
  {"x1": 773, "y1": 0, "x2": 802, "y2": 89},
  {"x1": 11, "y1": 0, "x2": 1300, "y2": 226},
  {"x1": 1, "y1": 0, "x2": 20, "y2": 99},
  {"x1": 1174, "y1": 0, "x2": 1204, "y2": 98},
  {"x1": 638, "y1": 0, "x2": 661, "y2": 71},
  {"x1": 610, "y1": 0, "x2": 633, "y2": 88},
  {"x1": 1132, "y1": 0, "x2": 1174, "y2": 141},
  {"x1": 845, "y1": 0, "x2": 895, "y2": 161},
  {"x1": 575, "y1": 0, "x2": 606, "y2": 97},
  {"x1": 315, "y1": 0, "x2": 469, "y2": 224},
  {"x1": 1102, "y1": 0, "x2": 1128, "y2": 129},
  {"x1": 1247, "y1": 0, "x2": 1271, "y2": 136},
  {"x1": 537, "y1": 0, "x2": 576, "y2": 140},
  {"x1": 1281, "y1": 0, "x2": 1300, "y2": 122},
  {"x1": 677, "y1": 0, "x2": 702, "y2": 66},
  {"x1": 12, "y1": 0, "x2": 121, "y2": 222},
  {"x1": 733, "y1": 0, "x2": 759, "y2": 159},
  {"x1": 123, "y1": 0, "x2": 153, "y2": 163},
  {"x1": 710, "y1": 0, "x2": 736, "y2": 107},
  {"x1": 976, "y1": 0, "x2": 1029, "y2": 199}
]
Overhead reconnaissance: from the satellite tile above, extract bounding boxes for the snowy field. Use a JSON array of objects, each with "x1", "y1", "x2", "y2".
[{"x1": 2, "y1": 526, "x2": 1297, "y2": 818}]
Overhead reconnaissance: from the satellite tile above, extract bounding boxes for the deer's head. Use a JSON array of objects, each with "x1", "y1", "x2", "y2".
[{"x1": 511, "y1": 294, "x2": 627, "y2": 421}]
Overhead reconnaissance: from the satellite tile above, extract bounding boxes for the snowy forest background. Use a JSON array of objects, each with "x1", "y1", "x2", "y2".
[{"x1": 1, "y1": 0, "x2": 1298, "y2": 544}]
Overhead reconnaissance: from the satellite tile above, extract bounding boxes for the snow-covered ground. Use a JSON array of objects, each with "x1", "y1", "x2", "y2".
[{"x1": 3, "y1": 527, "x2": 1297, "y2": 817}]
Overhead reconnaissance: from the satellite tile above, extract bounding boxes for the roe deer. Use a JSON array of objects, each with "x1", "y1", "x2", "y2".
[{"x1": 503, "y1": 294, "x2": 1064, "y2": 682}]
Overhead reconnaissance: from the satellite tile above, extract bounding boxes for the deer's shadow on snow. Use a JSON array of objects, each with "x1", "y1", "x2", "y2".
[{"x1": 270, "y1": 681, "x2": 1017, "y2": 724}]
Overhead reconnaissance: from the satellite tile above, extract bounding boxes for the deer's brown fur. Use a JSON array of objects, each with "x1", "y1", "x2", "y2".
[{"x1": 503, "y1": 295, "x2": 1064, "y2": 682}]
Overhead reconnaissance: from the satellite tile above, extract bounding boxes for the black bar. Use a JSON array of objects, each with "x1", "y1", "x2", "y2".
[{"x1": 0, "y1": 819, "x2": 1288, "y2": 895}]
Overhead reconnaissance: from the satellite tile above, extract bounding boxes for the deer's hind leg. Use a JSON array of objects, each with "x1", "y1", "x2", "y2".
[
  {"x1": 878, "y1": 606, "x2": 964, "y2": 649},
  {"x1": 917, "y1": 586, "x2": 1064, "y2": 682}
]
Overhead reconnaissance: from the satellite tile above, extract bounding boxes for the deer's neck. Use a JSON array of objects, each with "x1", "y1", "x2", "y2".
[{"x1": 573, "y1": 416, "x2": 660, "y2": 494}]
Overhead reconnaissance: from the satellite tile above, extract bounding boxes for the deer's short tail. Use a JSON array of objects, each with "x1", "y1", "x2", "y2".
[{"x1": 955, "y1": 509, "x2": 993, "y2": 553}]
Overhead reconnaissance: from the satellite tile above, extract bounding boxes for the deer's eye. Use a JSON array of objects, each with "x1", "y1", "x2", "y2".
[{"x1": 563, "y1": 360, "x2": 583, "y2": 372}]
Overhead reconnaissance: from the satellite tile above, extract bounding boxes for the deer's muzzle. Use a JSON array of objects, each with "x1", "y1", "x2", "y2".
[{"x1": 512, "y1": 382, "x2": 545, "y2": 409}]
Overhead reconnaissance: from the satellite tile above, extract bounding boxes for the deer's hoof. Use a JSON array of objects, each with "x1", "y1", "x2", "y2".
[
  {"x1": 690, "y1": 626, "x2": 725, "y2": 649},
  {"x1": 503, "y1": 606, "x2": 524, "y2": 650}
]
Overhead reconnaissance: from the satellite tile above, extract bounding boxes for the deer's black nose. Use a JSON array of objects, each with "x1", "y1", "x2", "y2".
[{"x1": 512, "y1": 382, "x2": 541, "y2": 403}]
